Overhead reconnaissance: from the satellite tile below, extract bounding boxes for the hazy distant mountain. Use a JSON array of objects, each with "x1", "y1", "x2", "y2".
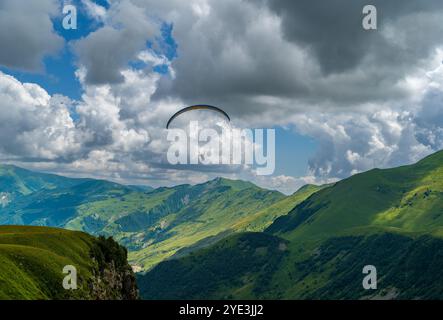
[
  {"x1": 127, "y1": 185, "x2": 154, "y2": 193},
  {"x1": 0, "y1": 164, "x2": 87, "y2": 198}
]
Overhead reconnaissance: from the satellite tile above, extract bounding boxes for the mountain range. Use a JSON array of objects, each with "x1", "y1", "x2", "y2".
[
  {"x1": 0, "y1": 164, "x2": 324, "y2": 271},
  {"x1": 4, "y1": 150, "x2": 443, "y2": 299},
  {"x1": 138, "y1": 150, "x2": 443, "y2": 299}
]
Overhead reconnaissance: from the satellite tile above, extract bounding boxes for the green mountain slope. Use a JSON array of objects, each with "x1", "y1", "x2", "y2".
[
  {"x1": 125, "y1": 179, "x2": 322, "y2": 270},
  {"x1": 138, "y1": 150, "x2": 443, "y2": 299},
  {"x1": 0, "y1": 226, "x2": 138, "y2": 300},
  {"x1": 138, "y1": 232, "x2": 289, "y2": 299},
  {"x1": 229, "y1": 184, "x2": 328, "y2": 232},
  {"x1": 139, "y1": 230, "x2": 443, "y2": 300},
  {"x1": 268, "y1": 150, "x2": 443, "y2": 238}
]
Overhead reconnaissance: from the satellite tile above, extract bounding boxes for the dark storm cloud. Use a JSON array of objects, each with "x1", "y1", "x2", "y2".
[
  {"x1": 147, "y1": 0, "x2": 443, "y2": 119},
  {"x1": 71, "y1": 0, "x2": 443, "y2": 116},
  {"x1": 149, "y1": 0, "x2": 312, "y2": 118},
  {"x1": 264, "y1": 0, "x2": 443, "y2": 74},
  {"x1": 0, "y1": 0, "x2": 63, "y2": 71}
]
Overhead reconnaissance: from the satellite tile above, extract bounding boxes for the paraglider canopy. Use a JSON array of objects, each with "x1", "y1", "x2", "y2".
[{"x1": 166, "y1": 105, "x2": 230, "y2": 129}]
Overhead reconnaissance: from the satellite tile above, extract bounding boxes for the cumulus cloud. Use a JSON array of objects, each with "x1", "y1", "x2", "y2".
[
  {"x1": 4, "y1": 0, "x2": 443, "y2": 194},
  {"x1": 72, "y1": 0, "x2": 158, "y2": 84},
  {"x1": 150, "y1": 0, "x2": 315, "y2": 117},
  {"x1": 0, "y1": 72, "x2": 81, "y2": 160},
  {"x1": 142, "y1": 0, "x2": 443, "y2": 183},
  {"x1": 288, "y1": 49, "x2": 443, "y2": 179},
  {"x1": 291, "y1": 110, "x2": 433, "y2": 179},
  {"x1": 0, "y1": 0, "x2": 63, "y2": 71},
  {"x1": 64, "y1": 0, "x2": 443, "y2": 115}
]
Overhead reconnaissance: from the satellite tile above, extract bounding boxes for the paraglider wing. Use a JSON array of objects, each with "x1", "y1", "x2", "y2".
[{"x1": 166, "y1": 105, "x2": 231, "y2": 129}]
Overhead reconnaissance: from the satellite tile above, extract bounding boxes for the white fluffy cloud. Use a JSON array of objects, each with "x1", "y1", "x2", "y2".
[
  {"x1": 288, "y1": 49, "x2": 443, "y2": 179},
  {"x1": 0, "y1": 72, "x2": 81, "y2": 160}
]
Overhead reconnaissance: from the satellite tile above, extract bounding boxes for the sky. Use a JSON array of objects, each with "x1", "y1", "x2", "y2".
[{"x1": 1, "y1": 0, "x2": 443, "y2": 194}]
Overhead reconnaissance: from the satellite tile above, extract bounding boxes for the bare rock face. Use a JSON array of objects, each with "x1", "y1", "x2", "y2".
[
  {"x1": 90, "y1": 261, "x2": 139, "y2": 300},
  {"x1": 89, "y1": 236, "x2": 139, "y2": 300}
]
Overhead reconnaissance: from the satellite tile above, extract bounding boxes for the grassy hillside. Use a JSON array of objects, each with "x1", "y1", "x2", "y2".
[
  {"x1": 140, "y1": 230, "x2": 443, "y2": 300},
  {"x1": 268, "y1": 150, "x2": 443, "y2": 239},
  {"x1": 0, "y1": 226, "x2": 138, "y2": 300},
  {"x1": 138, "y1": 150, "x2": 443, "y2": 299},
  {"x1": 230, "y1": 184, "x2": 327, "y2": 232},
  {"x1": 138, "y1": 232, "x2": 289, "y2": 299}
]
